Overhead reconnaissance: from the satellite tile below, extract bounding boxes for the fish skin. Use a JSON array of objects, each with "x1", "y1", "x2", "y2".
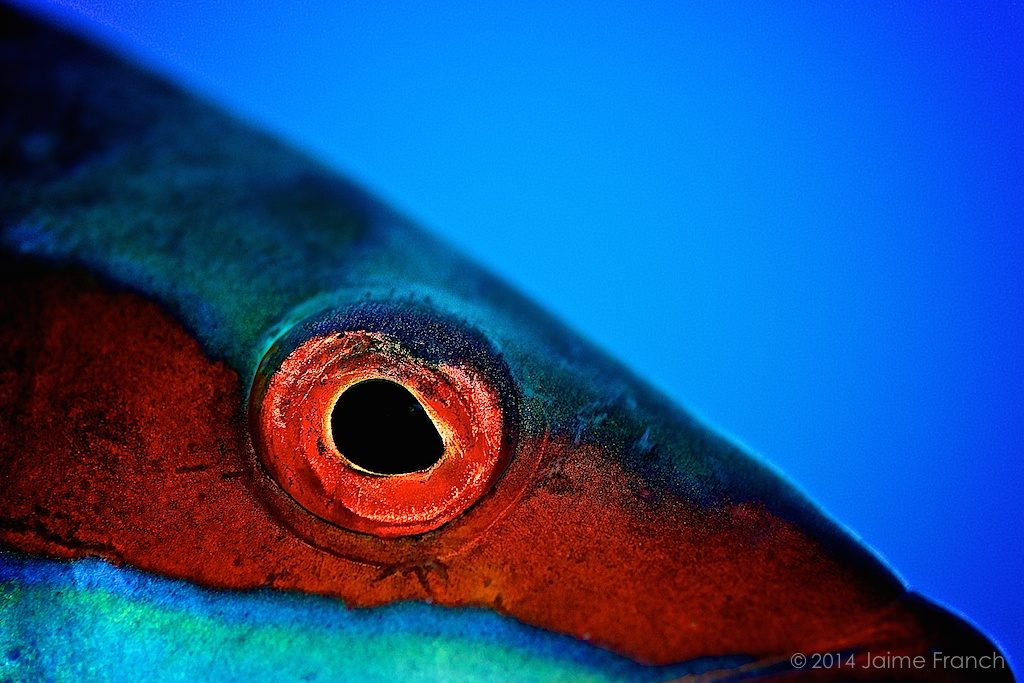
[{"x1": 0, "y1": 4, "x2": 1013, "y2": 682}]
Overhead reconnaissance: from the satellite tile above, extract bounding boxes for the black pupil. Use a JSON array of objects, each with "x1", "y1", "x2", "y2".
[{"x1": 330, "y1": 379, "x2": 444, "y2": 475}]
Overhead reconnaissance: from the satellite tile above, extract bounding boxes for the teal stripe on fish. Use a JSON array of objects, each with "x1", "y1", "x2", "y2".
[{"x1": 0, "y1": 552, "x2": 744, "y2": 682}]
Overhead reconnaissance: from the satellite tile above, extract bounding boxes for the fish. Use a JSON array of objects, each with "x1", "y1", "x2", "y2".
[{"x1": 0, "y1": 5, "x2": 1013, "y2": 682}]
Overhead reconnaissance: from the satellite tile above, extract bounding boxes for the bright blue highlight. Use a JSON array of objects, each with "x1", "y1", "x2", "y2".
[{"x1": 13, "y1": 0, "x2": 1024, "y2": 667}]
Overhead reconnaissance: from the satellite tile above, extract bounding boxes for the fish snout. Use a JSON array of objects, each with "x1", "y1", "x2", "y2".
[
  {"x1": 821, "y1": 592, "x2": 1016, "y2": 682},
  {"x1": 763, "y1": 592, "x2": 1015, "y2": 681}
]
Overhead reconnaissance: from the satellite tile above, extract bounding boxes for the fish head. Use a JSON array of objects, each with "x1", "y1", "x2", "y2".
[{"x1": 0, "y1": 4, "x2": 1013, "y2": 681}]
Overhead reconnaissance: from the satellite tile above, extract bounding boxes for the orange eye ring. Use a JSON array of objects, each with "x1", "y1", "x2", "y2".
[{"x1": 253, "y1": 329, "x2": 508, "y2": 537}]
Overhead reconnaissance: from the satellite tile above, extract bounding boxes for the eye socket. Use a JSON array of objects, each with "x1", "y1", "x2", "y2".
[
  {"x1": 330, "y1": 379, "x2": 444, "y2": 475},
  {"x1": 251, "y1": 324, "x2": 509, "y2": 538}
]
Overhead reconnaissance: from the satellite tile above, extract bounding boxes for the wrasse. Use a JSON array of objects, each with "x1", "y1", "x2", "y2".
[{"x1": 0, "y1": 5, "x2": 1013, "y2": 682}]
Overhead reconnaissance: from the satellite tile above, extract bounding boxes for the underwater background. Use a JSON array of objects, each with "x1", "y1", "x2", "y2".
[{"x1": 13, "y1": 0, "x2": 1023, "y2": 669}]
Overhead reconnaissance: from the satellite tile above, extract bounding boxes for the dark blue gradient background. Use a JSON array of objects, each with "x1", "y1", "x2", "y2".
[{"x1": 16, "y1": 0, "x2": 1024, "y2": 667}]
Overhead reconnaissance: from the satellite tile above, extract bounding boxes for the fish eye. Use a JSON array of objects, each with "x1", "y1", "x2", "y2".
[{"x1": 249, "y1": 306, "x2": 512, "y2": 538}]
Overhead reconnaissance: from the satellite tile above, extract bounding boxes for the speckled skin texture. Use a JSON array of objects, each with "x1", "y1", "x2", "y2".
[{"x1": 0, "y1": 5, "x2": 1013, "y2": 682}]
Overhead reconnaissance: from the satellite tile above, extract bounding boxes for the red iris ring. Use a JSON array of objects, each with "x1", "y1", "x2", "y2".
[{"x1": 253, "y1": 330, "x2": 507, "y2": 537}]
